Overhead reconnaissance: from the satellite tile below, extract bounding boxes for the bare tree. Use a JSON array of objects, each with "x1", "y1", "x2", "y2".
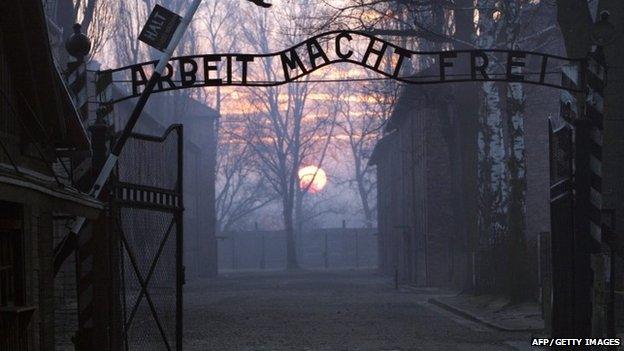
[
  {"x1": 193, "y1": 1, "x2": 241, "y2": 114},
  {"x1": 190, "y1": 1, "x2": 281, "y2": 239},
  {"x1": 217, "y1": 126, "x2": 276, "y2": 233},
  {"x1": 67, "y1": 0, "x2": 115, "y2": 60},
  {"x1": 231, "y1": 2, "x2": 336, "y2": 269},
  {"x1": 330, "y1": 75, "x2": 395, "y2": 228},
  {"x1": 113, "y1": 0, "x2": 148, "y2": 66}
]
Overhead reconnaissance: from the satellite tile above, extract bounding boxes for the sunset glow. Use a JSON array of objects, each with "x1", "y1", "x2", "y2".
[{"x1": 298, "y1": 166, "x2": 328, "y2": 193}]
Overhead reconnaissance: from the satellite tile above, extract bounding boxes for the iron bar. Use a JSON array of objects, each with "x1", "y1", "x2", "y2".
[
  {"x1": 355, "y1": 230, "x2": 359, "y2": 269},
  {"x1": 119, "y1": 218, "x2": 175, "y2": 333},
  {"x1": 65, "y1": 0, "x2": 202, "y2": 248},
  {"x1": 324, "y1": 232, "x2": 328, "y2": 269},
  {"x1": 0, "y1": 135, "x2": 20, "y2": 173},
  {"x1": 116, "y1": 220, "x2": 174, "y2": 351},
  {"x1": 260, "y1": 235, "x2": 266, "y2": 270},
  {"x1": 175, "y1": 125, "x2": 184, "y2": 351}
]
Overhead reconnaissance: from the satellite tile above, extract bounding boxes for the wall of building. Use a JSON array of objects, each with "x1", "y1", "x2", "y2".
[
  {"x1": 374, "y1": 84, "x2": 458, "y2": 288},
  {"x1": 373, "y1": 76, "x2": 555, "y2": 294},
  {"x1": 372, "y1": 132, "x2": 400, "y2": 277}
]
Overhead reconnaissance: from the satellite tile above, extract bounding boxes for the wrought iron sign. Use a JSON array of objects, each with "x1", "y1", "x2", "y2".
[{"x1": 99, "y1": 30, "x2": 587, "y2": 104}]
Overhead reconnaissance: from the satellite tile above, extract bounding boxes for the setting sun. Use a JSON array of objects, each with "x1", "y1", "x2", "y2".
[{"x1": 298, "y1": 166, "x2": 328, "y2": 193}]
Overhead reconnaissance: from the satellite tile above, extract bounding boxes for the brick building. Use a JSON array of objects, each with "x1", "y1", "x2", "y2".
[
  {"x1": 370, "y1": 82, "x2": 460, "y2": 287},
  {"x1": 371, "y1": 76, "x2": 557, "y2": 293}
]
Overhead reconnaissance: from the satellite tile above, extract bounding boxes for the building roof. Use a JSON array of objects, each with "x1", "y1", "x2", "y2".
[
  {"x1": 368, "y1": 131, "x2": 397, "y2": 166},
  {"x1": 1, "y1": 1, "x2": 91, "y2": 150},
  {"x1": 370, "y1": 66, "x2": 461, "y2": 167},
  {"x1": 385, "y1": 65, "x2": 456, "y2": 132},
  {"x1": 111, "y1": 85, "x2": 218, "y2": 153}
]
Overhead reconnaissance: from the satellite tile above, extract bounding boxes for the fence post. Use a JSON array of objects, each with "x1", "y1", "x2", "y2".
[
  {"x1": 176, "y1": 126, "x2": 184, "y2": 350},
  {"x1": 231, "y1": 237, "x2": 236, "y2": 270},
  {"x1": 260, "y1": 234, "x2": 266, "y2": 270},
  {"x1": 355, "y1": 230, "x2": 359, "y2": 269},
  {"x1": 324, "y1": 232, "x2": 328, "y2": 269}
]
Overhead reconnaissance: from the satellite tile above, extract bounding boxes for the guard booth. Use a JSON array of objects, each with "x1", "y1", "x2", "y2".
[{"x1": 0, "y1": 2, "x2": 104, "y2": 349}]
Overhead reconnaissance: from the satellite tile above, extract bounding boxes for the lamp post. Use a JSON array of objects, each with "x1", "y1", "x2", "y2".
[
  {"x1": 232, "y1": 236, "x2": 237, "y2": 270},
  {"x1": 260, "y1": 234, "x2": 266, "y2": 270},
  {"x1": 355, "y1": 229, "x2": 359, "y2": 269},
  {"x1": 324, "y1": 231, "x2": 329, "y2": 269},
  {"x1": 590, "y1": 11, "x2": 616, "y2": 47},
  {"x1": 54, "y1": 24, "x2": 93, "y2": 274},
  {"x1": 65, "y1": 23, "x2": 91, "y2": 63}
]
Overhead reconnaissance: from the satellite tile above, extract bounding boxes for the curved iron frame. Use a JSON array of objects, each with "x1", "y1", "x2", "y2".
[{"x1": 97, "y1": 30, "x2": 589, "y2": 104}]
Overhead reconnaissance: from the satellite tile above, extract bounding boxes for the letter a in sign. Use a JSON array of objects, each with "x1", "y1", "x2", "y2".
[{"x1": 138, "y1": 5, "x2": 182, "y2": 52}]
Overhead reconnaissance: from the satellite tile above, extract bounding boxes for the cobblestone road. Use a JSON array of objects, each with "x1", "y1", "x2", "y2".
[{"x1": 184, "y1": 271, "x2": 534, "y2": 351}]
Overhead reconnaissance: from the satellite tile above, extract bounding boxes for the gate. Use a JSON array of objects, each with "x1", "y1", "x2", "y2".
[{"x1": 113, "y1": 125, "x2": 184, "y2": 350}]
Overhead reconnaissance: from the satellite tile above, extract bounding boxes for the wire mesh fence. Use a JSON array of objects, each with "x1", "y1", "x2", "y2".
[
  {"x1": 218, "y1": 228, "x2": 378, "y2": 272},
  {"x1": 113, "y1": 125, "x2": 183, "y2": 351}
]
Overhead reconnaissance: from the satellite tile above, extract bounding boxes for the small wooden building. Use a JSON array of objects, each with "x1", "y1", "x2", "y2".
[{"x1": 0, "y1": 1, "x2": 102, "y2": 349}]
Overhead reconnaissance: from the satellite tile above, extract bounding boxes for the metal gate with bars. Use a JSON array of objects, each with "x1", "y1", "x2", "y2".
[
  {"x1": 113, "y1": 125, "x2": 184, "y2": 351},
  {"x1": 548, "y1": 51, "x2": 607, "y2": 337}
]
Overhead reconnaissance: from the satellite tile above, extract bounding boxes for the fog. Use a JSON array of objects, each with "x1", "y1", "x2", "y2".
[{"x1": 4, "y1": 1, "x2": 622, "y2": 350}]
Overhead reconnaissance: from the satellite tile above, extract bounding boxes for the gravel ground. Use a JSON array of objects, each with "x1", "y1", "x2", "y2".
[{"x1": 183, "y1": 270, "x2": 533, "y2": 351}]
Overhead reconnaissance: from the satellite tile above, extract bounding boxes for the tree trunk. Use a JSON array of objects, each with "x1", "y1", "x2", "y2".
[
  {"x1": 284, "y1": 196, "x2": 300, "y2": 270},
  {"x1": 295, "y1": 187, "x2": 304, "y2": 259},
  {"x1": 353, "y1": 144, "x2": 373, "y2": 229},
  {"x1": 475, "y1": 0, "x2": 509, "y2": 294},
  {"x1": 81, "y1": 0, "x2": 97, "y2": 34},
  {"x1": 477, "y1": 79, "x2": 508, "y2": 294},
  {"x1": 357, "y1": 178, "x2": 373, "y2": 229},
  {"x1": 452, "y1": 0, "x2": 480, "y2": 291}
]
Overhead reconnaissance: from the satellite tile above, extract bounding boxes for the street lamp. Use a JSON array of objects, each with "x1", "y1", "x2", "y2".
[{"x1": 65, "y1": 23, "x2": 91, "y2": 63}]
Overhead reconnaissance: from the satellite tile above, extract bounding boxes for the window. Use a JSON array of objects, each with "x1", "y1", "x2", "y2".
[
  {"x1": 0, "y1": 229, "x2": 22, "y2": 308},
  {"x1": 0, "y1": 202, "x2": 22, "y2": 307},
  {"x1": 0, "y1": 203, "x2": 30, "y2": 351},
  {"x1": 0, "y1": 30, "x2": 20, "y2": 141}
]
